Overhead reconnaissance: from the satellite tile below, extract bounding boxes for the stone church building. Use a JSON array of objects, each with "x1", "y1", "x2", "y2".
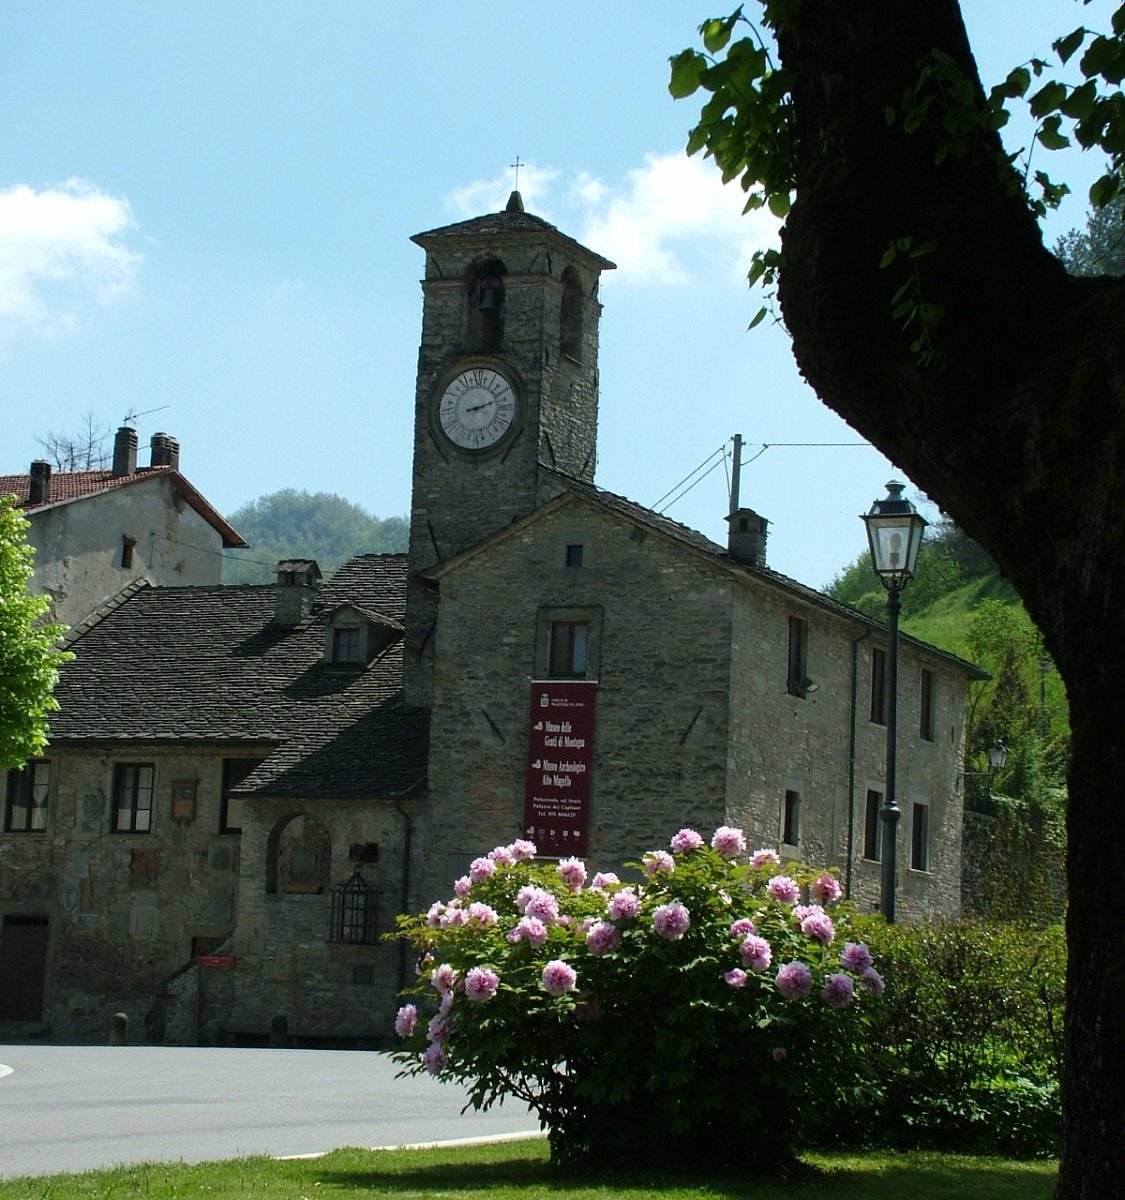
[{"x1": 0, "y1": 195, "x2": 982, "y2": 1043}]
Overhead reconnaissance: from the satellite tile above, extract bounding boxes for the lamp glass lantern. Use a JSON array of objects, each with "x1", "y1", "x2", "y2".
[{"x1": 863, "y1": 480, "x2": 928, "y2": 590}]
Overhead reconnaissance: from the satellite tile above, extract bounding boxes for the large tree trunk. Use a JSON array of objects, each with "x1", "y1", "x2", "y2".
[{"x1": 772, "y1": 4, "x2": 1125, "y2": 1195}]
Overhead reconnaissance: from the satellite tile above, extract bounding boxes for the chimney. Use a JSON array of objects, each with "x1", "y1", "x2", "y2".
[
  {"x1": 112, "y1": 426, "x2": 138, "y2": 478},
  {"x1": 273, "y1": 559, "x2": 322, "y2": 626},
  {"x1": 28, "y1": 460, "x2": 52, "y2": 505},
  {"x1": 726, "y1": 507, "x2": 769, "y2": 569},
  {"x1": 150, "y1": 432, "x2": 181, "y2": 470}
]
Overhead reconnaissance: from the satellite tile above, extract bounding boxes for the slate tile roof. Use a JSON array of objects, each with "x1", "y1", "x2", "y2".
[
  {"x1": 49, "y1": 554, "x2": 428, "y2": 799},
  {"x1": 0, "y1": 466, "x2": 247, "y2": 547},
  {"x1": 412, "y1": 194, "x2": 616, "y2": 270}
]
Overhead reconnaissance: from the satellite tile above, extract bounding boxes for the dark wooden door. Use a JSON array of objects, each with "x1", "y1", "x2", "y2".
[{"x1": 0, "y1": 915, "x2": 49, "y2": 1020}]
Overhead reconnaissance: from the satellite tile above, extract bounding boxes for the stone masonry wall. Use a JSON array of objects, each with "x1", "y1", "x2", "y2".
[
  {"x1": 418, "y1": 502, "x2": 735, "y2": 907},
  {"x1": 0, "y1": 744, "x2": 261, "y2": 1039}
]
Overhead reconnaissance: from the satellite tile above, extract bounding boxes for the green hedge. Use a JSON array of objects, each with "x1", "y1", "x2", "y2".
[{"x1": 823, "y1": 921, "x2": 1064, "y2": 1157}]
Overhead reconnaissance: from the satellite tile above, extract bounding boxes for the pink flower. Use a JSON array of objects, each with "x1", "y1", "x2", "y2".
[
  {"x1": 444, "y1": 906, "x2": 468, "y2": 926},
  {"x1": 422, "y1": 1042, "x2": 444, "y2": 1075},
  {"x1": 438, "y1": 990, "x2": 455, "y2": 1015},
  {"x1": 425, "y1": 901, "x2": 446, "y2": 928},
  {"x1": 590, "y1": 871, "x2": 620, "y2": 890},
  {"x1": 793, "y1": 904, "x2": 824, "y2": 922},
  {"x1": 860, "y1": 966, "x2": 885, "y2": 997},
  {"x1": 585, "y1": 920, "x2": 620, "y2": 956},
  {"x1": 464, "y1": 966, "x2": 500, "y2": 1002},
  {"x1": 430, "y1": 962, "x2": 458, "y2": 994},
  {"x1": 740, "y1": 934, "x2": 773, "y2": 972},
  {"x1": 711, "y1": 826, "x2": 747, "y2": 859},
  {"x1": 510, "y1": 839, "x2": 537, "y2": 861},
  {"x1": 821, "y1": 972, "x2": 856, "y2": 1008},
  {"x1": 608, "y1": 888, "x2": 641, "y2": 921},
  {"x1": 557, "y1": 856, "x2": 588, "y2": 891},
  {"x1": 541, "y1": 959, "x2": 578, "y2": 995},
  {"x1": 394, "y1": 1004, "x2": 417, "y2": 1038},
  {"x1": 751, "y1": 848, "x2": 781, "y2": 869},
  {"x1": 767, "y1": 875, "x2": 801, "y2": 904},
  {"x1": 670, "y1": 827, "x2": 704, "y2": 853},
  {"x1": 488, "y1": 844, "x2": 515, "y2": 866},
  {"x1": 452, "y1": 875, "x2": 472, "y2": 899},
  {"x1": 427, "y1": 1012, "x2": 451, "y2": 1044},
  {"x1": 775, "y1": 960, "x2": 814, "y2": 1000},
  {"x1": 771, "y1": 1046, "x2": 787, "y2": 1063},
  {"x1": 801, "y1": 912, "x2": 836, "y2": 946},
  {"x1": 643, "y1": 850, "x2": 676, "y2": 875},
  {"x1": 469, "y1": 856, "x2": 496, "y2": 883},
  {"x1": 506, "y1": 915, "x2": 548, "y2": 947},
  {"x1": 652, "y1": 900, "x2": 691, "y2": 941},
  {"x1": 725, "y1": 967, "x2": 748, "y2": 988},
  {"x1": 730, "y1": 917, "x2": 757, "y2": 938},
  {"x1": 467, "y1": 901, "x2": 499, "y2": 925},
  {"x1": 810, "y1": 872, "x2": 843, "y2": 905},
  {"x1": 517, "y1": 886, "x2": 560, "y2": 923},
  {"x1": 841, "y1": 941, "x2": 874, "y2": 972}
]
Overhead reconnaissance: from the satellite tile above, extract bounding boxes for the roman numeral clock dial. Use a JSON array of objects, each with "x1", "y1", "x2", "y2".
[{"x1": 435, "y1": 367, "x2": 520, "y2": 453}]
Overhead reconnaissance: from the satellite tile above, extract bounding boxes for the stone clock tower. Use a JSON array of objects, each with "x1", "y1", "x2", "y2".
[{"x1": 404, "y1": 192, "x2": 615, "y2": 705}]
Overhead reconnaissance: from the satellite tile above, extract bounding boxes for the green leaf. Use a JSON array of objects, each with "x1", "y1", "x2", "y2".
[
  {"x1": 668, "y1": 50, "x2": 706, "y2": 99},
  {"x1": 1089, "y1": 172, "x2": 1121, "y2": 207},
  {"x1": 747, "y1": 306, "x2": 768, "y2": 330},
  {"x1": 1036, "y1": 116, "x2": 1071, "y2": 150},
  {"x1": 701, "y1": 17, "x2": 733, "y2": 54},
  {"x1": 878, "y1": 246, "x2": 897, "y2": 269},
  {"x1": 1061, "y1": 79, "x2": 1098, "y2": 120},
  {"x1": 1028, "y1": 80, "x2": 1067, "y2": 118},
  {"x1": 1053, "y1": 27, "x2": 1086, "y2": 65},
  {"x1": 767, "y1": 190, "x2": 791, "y2": 217}
]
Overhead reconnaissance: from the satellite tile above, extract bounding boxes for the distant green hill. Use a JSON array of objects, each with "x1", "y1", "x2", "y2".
[{"x1": 222, "y1": 489, "x2": 408, "y2": 584}]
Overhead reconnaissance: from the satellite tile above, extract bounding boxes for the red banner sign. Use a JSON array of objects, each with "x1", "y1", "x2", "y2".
[
  {"x1": 523, "y1": 680, "x2": 596, "y2": 856},
  {"x1": 198, "y1": 954, "x2": 235, "y2": 969}
]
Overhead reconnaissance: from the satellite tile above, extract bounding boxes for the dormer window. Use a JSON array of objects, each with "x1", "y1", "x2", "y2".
[
  {"x1": 333, "y1": 626, "x2": 362, "y2": 664},
  {"x1": 323, "y1": 603, "x2": 404, "y2": 668}
]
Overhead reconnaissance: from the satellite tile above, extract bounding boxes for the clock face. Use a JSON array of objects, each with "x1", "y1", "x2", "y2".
[{"x1": 437, "y1": 368, "x2": 518, "y2": 452}]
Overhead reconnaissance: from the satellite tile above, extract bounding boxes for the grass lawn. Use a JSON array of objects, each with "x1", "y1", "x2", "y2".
[{"x1": 0, "y1": 1137, "x2": 1059, "y2": 1199}]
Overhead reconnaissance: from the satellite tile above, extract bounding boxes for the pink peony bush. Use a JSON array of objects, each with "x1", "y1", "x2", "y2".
[{"x1": 391, "y1": 828, "x2": 883, "y2": 1170}]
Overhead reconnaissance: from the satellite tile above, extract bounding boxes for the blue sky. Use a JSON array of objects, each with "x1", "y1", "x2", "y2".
[{"x1": 0, "y1": 1, "x2": 1111, "y2": 589}]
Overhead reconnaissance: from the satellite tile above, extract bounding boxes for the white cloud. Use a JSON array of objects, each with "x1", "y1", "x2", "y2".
[
  {"x1": 446, "y1": 154, "x2": 778, "y2": 289},
  {"x1": 0, "y1": 178, "x2": 140, "y2": 338},
  {"x1": 572, "y1": 153, "x2": 778, "y2": 287},
  {"x1": 447, "y1": 161, "x2": 559, "y2": 220}
]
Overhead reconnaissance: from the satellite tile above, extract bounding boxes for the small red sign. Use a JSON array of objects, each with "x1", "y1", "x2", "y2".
[
  {"x1": 523, "y1": 680, "x2": 596, "y2": 856},
  {"x1": 198, "y1": 954, "x2": 235, "y2": 969}
]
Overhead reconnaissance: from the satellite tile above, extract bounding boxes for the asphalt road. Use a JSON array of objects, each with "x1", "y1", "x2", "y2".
[{"x1": 0, "y1": 1043, "x2": 538, "y2": 1180}]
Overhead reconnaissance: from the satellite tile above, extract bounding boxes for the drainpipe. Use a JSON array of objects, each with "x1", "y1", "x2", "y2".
[{"x1": 846, "y1": 629, "x2": 871, "y2": 899}]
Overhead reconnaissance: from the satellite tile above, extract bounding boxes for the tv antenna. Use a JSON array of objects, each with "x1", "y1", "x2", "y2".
[{"x1": 121, "y1": 404, "x2": 171, "y2": 427}]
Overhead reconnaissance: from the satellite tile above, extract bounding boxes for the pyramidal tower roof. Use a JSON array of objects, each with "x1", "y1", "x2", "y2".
[{"x1": 412, "y1": 191, "x2": 615, "y2": 271}]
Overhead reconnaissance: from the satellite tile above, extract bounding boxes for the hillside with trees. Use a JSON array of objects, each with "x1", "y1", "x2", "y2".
[
  {"x1": 222, "y1": 489, "x2": 408, "y2": 584},
  {"x1": 829, "y1": 517, "x2": 1069, "y2": 839}
]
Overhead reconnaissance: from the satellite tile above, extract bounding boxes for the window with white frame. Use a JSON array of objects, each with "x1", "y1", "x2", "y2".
[
  {"x1": 112, "y1": 763, "x2": 154, "y2": 833},
  {"x1": 4, "y1": 761, "x2": 49, "y2": 832}
]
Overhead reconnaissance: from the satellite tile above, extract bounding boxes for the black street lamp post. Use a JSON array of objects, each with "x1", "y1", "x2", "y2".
[{"x1": 862, "y1": 480, "x2": 927, "y2": 923}]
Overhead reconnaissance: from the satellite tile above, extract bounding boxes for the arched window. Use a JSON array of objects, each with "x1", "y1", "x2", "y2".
[
  {"x1": 560, "y1": 267, "x2": 584, "y2": 360},
  {"x1": 266, "y1": 813, "x2": 332, "y2": 894},
  {"x1": 467, "y1": 258, "x2": 506, "y2": 350}
]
